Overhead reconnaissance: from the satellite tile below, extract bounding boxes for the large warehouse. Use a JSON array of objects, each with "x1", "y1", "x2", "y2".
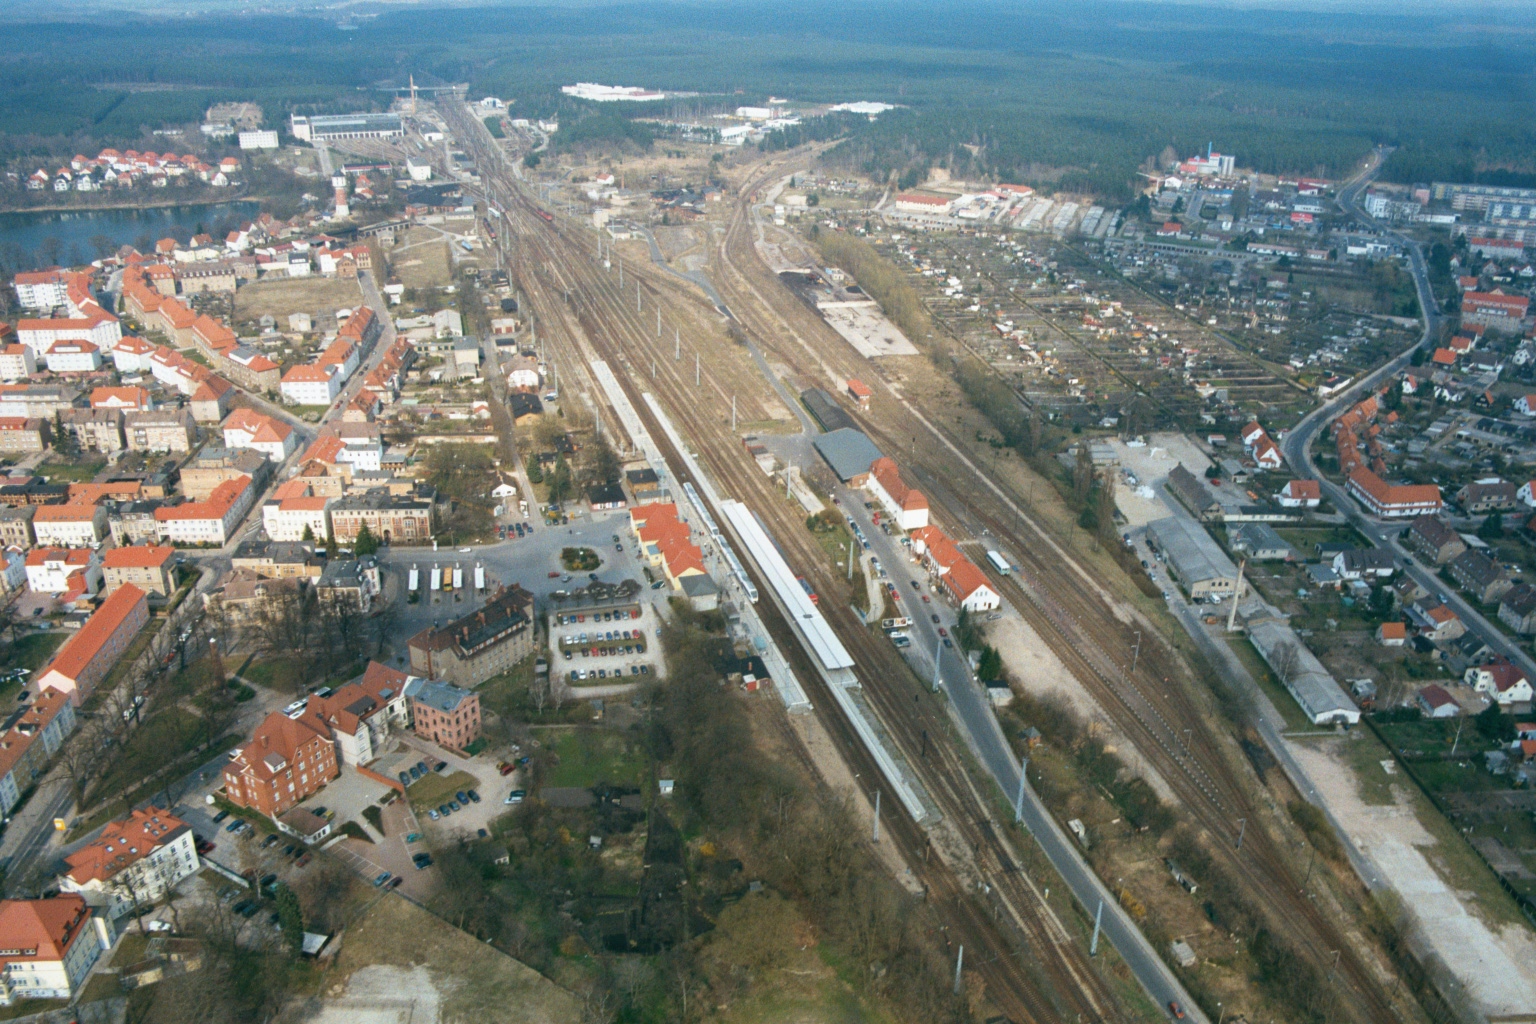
[
  {"x1": 289, "y1": 113, "x2": 404, "y2": 142},
  {"x1": 1146, "y1": 517, "x2": 1245, "y2": 601}
]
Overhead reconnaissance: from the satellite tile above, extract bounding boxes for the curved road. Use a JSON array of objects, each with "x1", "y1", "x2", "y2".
[{"x1": 1280, "y1": 151, "x2": 1536, "y2": 682}]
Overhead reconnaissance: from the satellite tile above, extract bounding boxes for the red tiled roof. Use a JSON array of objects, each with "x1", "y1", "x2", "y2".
[
  {"x1": 45, "y1": 584, "x2": 146, "y2": 684},
  {"x1": 64, "y1": 807, "x2": 189, "y2": 885},
  {"x1": 102, "y1": 545, "x2": 174, "y2": 570},
  {"x1": 0, "y1": 896, "x2": 92, "y2": 964}
]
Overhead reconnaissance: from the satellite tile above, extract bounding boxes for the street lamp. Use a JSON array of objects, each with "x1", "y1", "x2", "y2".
[{"x1": 1130, "y1": 630, "x2": 1141, "y2": 675}]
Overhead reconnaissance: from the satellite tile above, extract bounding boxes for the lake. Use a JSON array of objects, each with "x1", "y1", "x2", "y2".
[{"x1": 0, "y1": 201, "x2": 262, "y2": 263}]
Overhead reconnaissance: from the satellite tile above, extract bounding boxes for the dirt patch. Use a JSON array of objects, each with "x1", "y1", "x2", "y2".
[
  {"x1": 390, "y1": 228, "x2": 454, "y2": 290},
  {"x1": 651, "y1": 225, "x2": 700, "y2": 262},
  {"x1": 318, "y1": 894, "x2": 581, "y2": 1024},
  {"x1": 985, "y1": 612, "x2": 1177, "y2": 804},
  {"x1": 1289, "y1": 738, "x2": 1536, "y2": 1018},
  {"x1": 234, "y1": 276, "x2": 364, "y2": 323}
]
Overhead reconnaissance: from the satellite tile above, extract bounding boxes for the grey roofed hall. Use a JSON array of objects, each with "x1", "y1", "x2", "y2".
[
  {"x1": 1246, "y1": 616, "x2": 1360, "y2": 725},
  {"x1": 812, "y1": 428, "x2": 883, "y2": 482}
]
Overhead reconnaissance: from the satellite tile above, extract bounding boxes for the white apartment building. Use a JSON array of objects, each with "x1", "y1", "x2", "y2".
[
  {"x1": 0, "y1": 346, "x2": 36, "y2": 382},
  {"x1": 43, "y1": 342, "x2": 103, "y2": 374},
  {"x1": 280, "y1": 364, "x2": 341, "y2": 406},
  {"x1": 11, "y1": 272, "x2": 69, "y2": 311},
  {"x1": 60, "y1": 808, "x2": 199, "y2": 919},
  {"x1": 0, "y1": 897, "x2": 111, "y2": 1005}
]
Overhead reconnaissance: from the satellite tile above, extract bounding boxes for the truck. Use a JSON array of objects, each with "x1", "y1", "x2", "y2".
[{"x1": 985, "y1": 550, "x2": 1011, "y2": 575}]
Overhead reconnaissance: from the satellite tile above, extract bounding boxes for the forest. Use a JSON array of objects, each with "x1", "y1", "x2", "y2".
[{"x1": 0, "y1": 2, "x2": 1533, "y2": 199}]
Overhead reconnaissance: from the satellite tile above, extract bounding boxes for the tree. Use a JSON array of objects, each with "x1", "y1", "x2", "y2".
[
  {"x1": 1475, "y1": 701, "x2": 1516, "y2": 743},
  {"x1": 274, "y1": 883, "x2": 304, "y2": 953},
  {"x1": 581, "y1": 435, "x2": 621, "y2": 488},
  {"x1": 1478, "y1": 512, "x2": 1504, "y2": 540},
  {"x1": 301, "y1": 523, "x2": 315, "y2": 543},
  {"x1": 977, "y1": 646, "x2": 1003, "y2": 682},
  {"x1": 547, "y1": 454, "x2": 574, "y2": 504},
  {"x1": 353, "y1": 522, "x2": 380, "y2": 556}
]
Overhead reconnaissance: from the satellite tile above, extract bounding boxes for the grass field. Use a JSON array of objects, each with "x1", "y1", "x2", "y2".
[
  {"x1": 233, "y1": 276, "x2": 363, "y2": 322},
  {"x1": 36, "y1": 457, "x2": 105, "y2": 483},
  {"x1": 1230, "y1": 637, "x2": 1314, "y2": 732},
  {"x1": 409, "y1": 769, "x2": 479, "y2": 811},
  {"x1": 544, "y1": 728, "x2": 644, "y2": 789}
]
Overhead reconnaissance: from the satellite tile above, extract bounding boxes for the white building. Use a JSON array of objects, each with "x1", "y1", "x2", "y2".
[
  {"x1": 156, "y1": 476, "x2": 253, "y2": 547},
  {"x1": 59, "y1": 808, "x2": 199, "y2": 919},
  {"x1": 405, "y1": 157, "x2": 432, "y2": 182},
  {"x1": 222, "y1": 408, "x2": 297, "y2": 462},
  {"x1": 24, "y1": 548, "x2": 101, "y2": 597},
  {"x1": 237, "y1": 130, "x2": 279, "y2": 150},
  {"x1": 43, "y1": 342, "x2": 102, "y2": 374},
  {"x1": 864, "y1": 457, "x2": 929, "y2": 531},
  {"x1": 261, "y1": 482, "x2": 333, "y2": 543},
  {"x1": 110, "y1": 337, "x2": 156, "y2": 375},
  {"x1": 280, "y1": 364, "x2": 341, "y2": 406},
  {"x1": 11, "y1": 272, "x2": 69, "y2": 311},
  {"x1": 31, "y1": 505, "x2": 107, "y2": 549},
  {"x1": 0, "y1": 346, "x2": 36, "y2": 382},
  {"x1": 0, "y1": 897, "x2": 112, "y2": 1005}
]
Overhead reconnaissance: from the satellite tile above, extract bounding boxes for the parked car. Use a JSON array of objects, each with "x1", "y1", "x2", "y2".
[
  {"x1": 373, "y1": 871, "x2": 391, "y2": 887},
  {"x1": 467, "y1": 790, "x2": 480, "y2": 803},
  {"x1": 505, "y1": 790, "x2": 526, "y2": 805},
  {"x1": 427, "y1": 809, "x2": 439, "y2": 820},
  {"x1": 212, "y1": 810, "x2": 230, "y2": 823}
]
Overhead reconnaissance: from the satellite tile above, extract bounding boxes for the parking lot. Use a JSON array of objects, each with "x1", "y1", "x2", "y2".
[
  {"x1": 549, "y1": 590, "x2": 666, "y2": 688},
  {"x1": 375, "y1": 506, "x2": 657, "y2": 658}
]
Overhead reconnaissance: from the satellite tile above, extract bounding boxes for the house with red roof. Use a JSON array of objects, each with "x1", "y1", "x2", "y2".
[
  {"x1": 101, "y1": 545, "x2": 176, "y2": 598},
  {"x1": 865, "y1": 457, "x2": 929, "y2": 530},
  {"x1": 155, "y1": 475, "x2": 253, "y2": 546},
  {"x1": 908, "y1": 525, "x2": 1002, "y2": 612},
  {"x1": 1346, "y1": 467, "x2": 1442, "y2": 518},
  {"x1": 59, "y1": 807, "x2": 197, "y2": 918},
  {"x1": 222, "y1": 408, "x2": 296, "y2": 462},
  {"x1": 303, "y1": 661, "x2": 416, "y2": 768},
  {"x1": 31, "y1": 501, "x2": 107, "y2": 548},
  {"x1": 24, "y1": 548, "x2": 101, "y2": 600},
  {"x1": 89, "y1": 386, "x2": 151, "y2": 412},
  {"x1": 221, "y1": 711, "x2": 339, "y2": 819},
  {"x1": 1417, "y1": 684, "x2": 1461, "y2": 719},
  {"x1": 0, "y1": 896, "x2": 112, "y2": 1004},
  {"x1": 1278, "y1": 479, "x2": 1321, "y2": 508},
  {"x1": 846, "y1": 378, "x2": 872, "y2": 410},
  {"x1": 261, "y1": 480, "x2": 333, "y2": 543},
  {"x1": 629, "y1": 503, "x2": 707, "y2": 587},
  {"x1": 1466, "y1": 660, "x2": 1533, "y2": 706},
  {"x1": 36, "y1": 584, "x2": 149, "y2": 705}
]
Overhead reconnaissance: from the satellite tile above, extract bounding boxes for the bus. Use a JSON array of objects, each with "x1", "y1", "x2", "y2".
[{"x1": 985, "y1": 550, "x2": 1011, "y2": 575}]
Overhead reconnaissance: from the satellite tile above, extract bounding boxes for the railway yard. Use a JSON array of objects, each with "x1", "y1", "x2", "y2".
[{"x1": 431, "y1": 104, "x2": 1449, "y2": 1024}]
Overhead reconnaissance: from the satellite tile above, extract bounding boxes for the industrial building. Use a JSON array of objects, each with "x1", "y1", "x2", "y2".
[
  {"x1": 1246, "y1": 616, "x2": 1360, "y2": 725},
  {"x1": 812, "y1": 428, "x2": 883, "y2": 484},
  {"x1": 288, "y1": 113, "x2": 403, "y2": 142},
  {"x1": 1146, "y1": 517, "x2": 1245, "y2": 601}
]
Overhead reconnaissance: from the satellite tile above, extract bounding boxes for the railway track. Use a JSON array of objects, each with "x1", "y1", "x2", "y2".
[
  {"x1": 514, "y1": 201, "x2": 1108, "y2": 1024},
  {"x1": 441, "y1": 113, "x2": 1110, "y2": 1022},
  {"x1": 702, "y1": 161, "x2": 1409, "y2": 1024},
  {"x1": 452, "y1": 106, "x2": 1407, "y2": 1024}
]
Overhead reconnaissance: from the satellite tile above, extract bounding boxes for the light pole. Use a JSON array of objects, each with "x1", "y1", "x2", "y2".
[{"x1": 1131, "y1": 630, "x2": 1142, "y2": 675}]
